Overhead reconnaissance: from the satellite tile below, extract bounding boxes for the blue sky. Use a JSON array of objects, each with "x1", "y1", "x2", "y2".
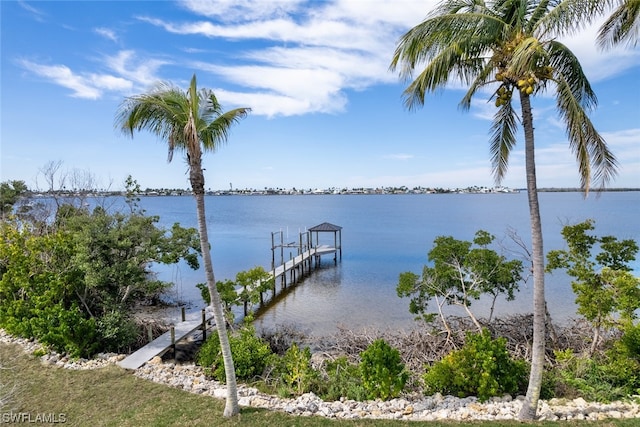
[{"x1": 1, "y1": 0, "x2": 639, "y2": 192}]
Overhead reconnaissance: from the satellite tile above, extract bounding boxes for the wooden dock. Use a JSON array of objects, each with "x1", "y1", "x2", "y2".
[
  {"x1": 118, "y1": 222, "x2": 342, "y2": 370},
  {"x1": 270, "y1": 222, "x2": 342, "y2": 287},
  {"x1": 270, "y1": 244, "x2": 337, "y2": 287},
  {"x1": 118, "y1": 308, "x2": 214, "y2": 370}
]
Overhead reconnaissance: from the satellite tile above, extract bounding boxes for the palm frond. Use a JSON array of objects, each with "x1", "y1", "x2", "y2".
[
  {"x1": 510, "y1": 36, "x2": 546, "y2": 78},
  {"x1": 537, "y1": 0, "x2": 607, "y2": 37},
  {"x1": 495, "y1": 0, "x2": 530, "y2": 29},
  {"x1": 429, "y1": 0, "x2": 491, "y2": 16},
  {"x1": 547, "y1": 41, "x2": 598, "y2": 111},
  {"x1": 597, "y1": 0, "x2": 640, "y2": 48},
  {"x1": 400, "y1": 44, "x2": 464, "y2": 110},
  {"x1": 393, "y1": 12, "x2": 502, "y2": 110},
  {"x1": 459, "y1": 60, "x2": 497, "y2": 110},
  {"x1": 554, "y1": 76, "x2": 618, "y2": 191},
  {"x1": 526, "y1": 0, "x2": 554, "y2": 34},
  {"x1": 115, "y1": 75, "x2": 250, "y2": 165},
  {"x1": 391, "y1": 10, "x2": 501, "y2": 78},
  {"x1": 489, "y1": 101, "x2": 518, "y2": 185},
  {"x1": 200, "y1": 108, "x2": 251, "y2": 152}
]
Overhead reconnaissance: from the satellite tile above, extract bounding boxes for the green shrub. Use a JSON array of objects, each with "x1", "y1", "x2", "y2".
[
  {"x1": 540, "y1": 367, "x2": 563, "y2": 400},
  {"x1": 320, "y1": 356, "x2": 368, "y2": 401},
  {"x1": 196, "y1": 325, "x2": 273, "y2": 382},
  {"x1": 197, "y1": 279, "x2": 238, "y2": 310},
  {"x1": 359, "y1": 339, "x2": 408, "y2": 400},
  {"x1": 96, "y1": 310, "x2": 138, "y2": 353},
  {"x1": 553, "y1": 345, "x2": 640, "y2": 402},
  {"x1": 422, "y1": 329, "x2": 528, "y2": 402},
  {"x1": 601, "y1": 350, "x2": 640, "y2": 397},
  {"x1": 281, "y1": 343, "x2": 318, "y2": 396},
  {"x1": 32, "y1": 304, "x2": 100, "y2": 358},
  {"x1": 619, "y1": 322, "x2": 640, "y2": 361},
  {"x1": 0, "y1": 200, "x2": 200, "y2": 358},
  {"x1": 31, "y1": 348, "x2": 47, "y2": 358}
]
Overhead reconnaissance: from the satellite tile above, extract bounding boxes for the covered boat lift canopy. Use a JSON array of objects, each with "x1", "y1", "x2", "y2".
[{"x1": 308, "y1": 222, "x2": 342, "y2": 262}]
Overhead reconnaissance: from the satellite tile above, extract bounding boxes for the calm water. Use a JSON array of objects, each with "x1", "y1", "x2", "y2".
[{"x1": 137, "y1": 192, "x2": 639, "y2": 337}]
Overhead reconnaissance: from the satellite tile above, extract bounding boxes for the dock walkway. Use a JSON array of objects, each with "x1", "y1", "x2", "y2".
[
  {"x1": 118, "y1": 223, "x2": 342, "y2": 370},
  {"x1": 271, "y1": 244, "x2": 336, "y2": 286},
  {"x1": 118, "y1": 308, "x2": 213, "y2": 370}
]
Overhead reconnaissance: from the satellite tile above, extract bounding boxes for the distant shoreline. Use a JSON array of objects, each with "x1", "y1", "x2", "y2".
[
  {"x1": 537, "y1": 188, "x2": 640, "y2": 192},
  {"x1": 26, "y1": 187, "x2": 640, "y2": 198}
]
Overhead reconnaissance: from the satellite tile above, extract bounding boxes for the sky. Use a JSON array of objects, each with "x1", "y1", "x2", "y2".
[{"x1": 1, "y1": 0, "x2": 639, "y2": 192}]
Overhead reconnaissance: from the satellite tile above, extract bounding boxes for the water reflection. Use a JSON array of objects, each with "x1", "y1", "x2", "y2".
[{"x1": 143, "y1": 192, "x2": 638, "y2": 337}]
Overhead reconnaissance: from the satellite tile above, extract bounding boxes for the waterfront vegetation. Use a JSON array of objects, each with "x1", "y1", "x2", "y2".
[
  {"x1": 0, "y1": 179, "x2": 201, "y2": 358},
  {"x1": 192, "y1": 223, "x2": 638, "y2": 405},
  {"x1": 1, "y1": 176, "x2": 640, "y2": 423},
  {"x1": 2, "y1": 0, "x2": 639, "y2": 422}
]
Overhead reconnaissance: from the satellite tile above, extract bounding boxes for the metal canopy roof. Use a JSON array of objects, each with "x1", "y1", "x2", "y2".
[{"x1": 308, "y1": 222, "x2": 342, "y2": 232}]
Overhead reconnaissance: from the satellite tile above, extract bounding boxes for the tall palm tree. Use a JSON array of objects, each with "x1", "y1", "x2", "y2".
[
  {"x1": 116, "y1": 74, "x2": 250, "y2": 417},
  {"x1": 390, "y1": 0, "x2": 617, "y2": 420}
]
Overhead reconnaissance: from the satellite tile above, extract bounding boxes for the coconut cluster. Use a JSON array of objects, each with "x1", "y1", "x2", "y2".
[
  {"x1": 494, "y1": 84, "x2": 512, "y2": 107},
  {"x1": 493, "y1": 65, "x2": 553, "y2": 107},
  {"x1": 517, "y1": 76, "x2": 537, "y2": 95}
]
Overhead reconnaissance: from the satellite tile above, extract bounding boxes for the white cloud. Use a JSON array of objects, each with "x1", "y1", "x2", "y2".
[
  {"x1": 602, "y1": 128, "x2": 640, "y2": 147},
  {"x1": 103, "y1": 50, "x2": 168, "y2": 87},
  {"x1": 243, "y1": 46, "x2": 395, "y2": 86},
  {"x1": 18, "y1": 50, "x2": 168, "y2": 99},
  {"x1": 18, "y1": 60, "x2": 102, "y2": 99},
  {"x1": 602, "y1": 128, "x2": 640, "y2": 173},
  {"x1": 214, "y1": 88, "x2": 345, "y2": 117},
  {"x1": 136, "y1": 1, "x2": 437, "y2": 117},
  {"x1": 95, "y1": 27, "x2": 118, "y2": 42},
  {"x1": 179, "y1": 0, "x2": 304, "y2": 22},
  {"x1": 18, "y1": 0, "x2": 46, "y2": 21},
  {"x1": 18, "y1": 58, "x2": 134, "y2": 99},
  {"x1": 195, "y1": 59, "x2": 347, "y2": 115},
  {"x1": 191, "y1": 39, "x2": 395, "y2": 116},
  {"x1": 89, "y1": 74, "x2": 132, "y2": 92},
  {"x1": 557, "y1": 14, "x2": 640, "y2": 81}
]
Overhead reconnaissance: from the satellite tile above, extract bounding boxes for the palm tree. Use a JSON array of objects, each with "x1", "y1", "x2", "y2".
[
  {"x1": 390, "y1": 0, "x2": 617, "y2": 420},
  {"x1": 116, "y1": 74, "x2": 250, "y2": 417}
]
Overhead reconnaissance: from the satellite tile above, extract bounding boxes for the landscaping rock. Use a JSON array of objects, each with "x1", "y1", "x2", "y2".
[{"x1": 2, "y1": 329, "x2": 639, "y2": 422}]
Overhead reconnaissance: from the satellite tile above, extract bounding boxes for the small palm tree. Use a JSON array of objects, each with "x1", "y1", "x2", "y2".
[
  {"x1": 116, "y1": 74, "x2": 250, "y2": 417},
  {"x1": 390, "y1": 0, "x2": 617, "y2": 420}
]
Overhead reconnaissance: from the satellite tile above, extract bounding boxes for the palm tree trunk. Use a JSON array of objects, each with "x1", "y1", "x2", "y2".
[
  {"x1": 190, "y1": 157, "x2": 239, "y2": 417},
  {"x1": 518, "y1": 93, "x2": 546, "y2": 421}
]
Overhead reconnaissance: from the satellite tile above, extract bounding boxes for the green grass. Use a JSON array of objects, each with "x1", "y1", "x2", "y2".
[{"x1": 1, "y1": 343, "x2": 637, "y2": 427}]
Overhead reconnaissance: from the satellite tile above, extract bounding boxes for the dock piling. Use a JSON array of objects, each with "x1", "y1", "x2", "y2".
[{"x1": 201, "y1": 309, "x2": 206, "y2": 341}]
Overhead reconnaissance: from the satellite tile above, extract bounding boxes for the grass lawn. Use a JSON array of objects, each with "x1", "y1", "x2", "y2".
[{"x1": 1, "y1": 343, "x2": 637, "y2": 427}]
